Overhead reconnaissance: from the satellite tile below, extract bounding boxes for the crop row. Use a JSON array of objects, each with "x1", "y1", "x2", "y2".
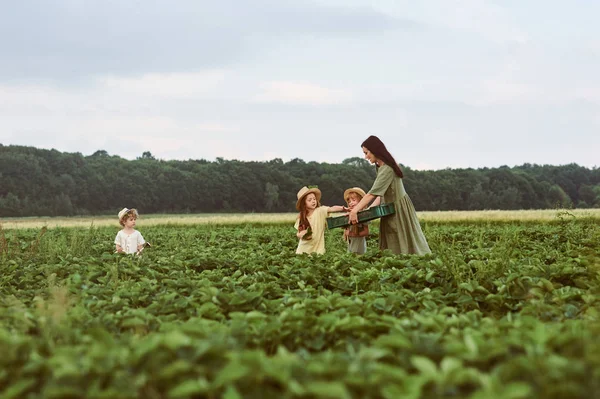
[{"x1": 1, "y1": 219, "x2": 599, "y2": 398}]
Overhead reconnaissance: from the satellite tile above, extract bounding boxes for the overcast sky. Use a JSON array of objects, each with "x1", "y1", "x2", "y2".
[{"x1": 1, "y1": 0, "x2": 598, "y2": 170}]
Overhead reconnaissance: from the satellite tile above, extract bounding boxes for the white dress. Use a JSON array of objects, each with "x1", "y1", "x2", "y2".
[{"x1": 114, "y1": 230, "x2": 145, "y2": 254}]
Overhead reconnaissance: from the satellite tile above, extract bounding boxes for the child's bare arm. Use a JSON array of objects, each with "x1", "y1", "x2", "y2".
[
  {"x1": 327, "y1": 205, "x2": 348, "y2": 213},
  {"x1": 115, "y1": 244, "x2": 123, "y2": 253}
]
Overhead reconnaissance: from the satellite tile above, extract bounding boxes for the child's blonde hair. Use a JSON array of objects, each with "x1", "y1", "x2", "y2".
[
  {"x1": 118, "y1": 208, "x2": 139, "y2": 227},
  {"x1": 343, "y1": 187, "x2": 366, "y2": 204},
  {"x1": 345, "y1": 191, "x2": 363, "y2": 204}
]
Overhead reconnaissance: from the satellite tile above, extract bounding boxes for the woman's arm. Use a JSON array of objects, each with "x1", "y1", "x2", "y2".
[
  {"x1": 348, "y1": 193, "x2": 376, "y2": 224},
  {"x1": 351, "y1": 164, "x2": 395, "y2": 223},
  {"x1": 370, "y1": 196, "x2": 381, "y2": 207}
]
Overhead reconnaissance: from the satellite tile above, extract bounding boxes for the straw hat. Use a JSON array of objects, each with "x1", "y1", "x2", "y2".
[
  {"x1": 344, "y1": 187, "x2": 366, "y2": 203},
  {"x1": 118, "y1": 207, "x2": 138, "y2": 221},
  {"x1": 296, "y1": 186, "x2": 321, "y2": 210}
]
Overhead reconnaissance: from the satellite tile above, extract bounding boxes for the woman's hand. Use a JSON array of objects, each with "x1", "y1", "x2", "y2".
[{"x1": 348, "y1": 209, "x2": 359, "y2": 225}]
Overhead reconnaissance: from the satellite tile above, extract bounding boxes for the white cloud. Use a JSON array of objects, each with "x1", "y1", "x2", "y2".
[
  {"x1": 195, "y1": 123, "x2": 239, "y2": 133},
  {"x1": 1, "y1": 1, "x2": 599, "y2": 170},
  {"x1": 571, "y1": 87, "x2": 600, "y2": 105},
  {"x1": 119, "y1": 135, "x2": 191, "y2": 154},
  {"x1": 0, "y1": 83, "x2": 70, "y2": 110},
  {"x1": 439, "y1": 0, "x2": 528, "y2": 43},
  {"x1": 0, "y1": 79, "x2": 240, "y2": 160},
  {"x1": 254, "y1": 81, "x2": 353, "y2": 105},
  {"x1": 101, "y1": 71, "x2": 227, "y2": 98},
  {"x1": 385, "y1": 0, "x2": 528, "y2": 44},
  {"x1": 476, "y1": 80, "x2": 539, "y2": 106}
]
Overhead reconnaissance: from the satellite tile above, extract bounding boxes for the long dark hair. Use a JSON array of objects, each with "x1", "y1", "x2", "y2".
[
  {"x1": 297, "y1": 196, "x2": 321, "y2": 231},
  {"x1": 361, "y1": 135, "x2": 403, "y2": 178}
]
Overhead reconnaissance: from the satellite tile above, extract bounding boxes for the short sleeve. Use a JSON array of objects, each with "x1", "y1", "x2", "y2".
[
  {"x1": 368, "y1": 165, "x2": 395, "y2": 196},
  {"x1": 313, "y1": 206, "x2": 330, "y2": 222},
  {"x1": 114, "y1": 231, "x2": 121, "y2": 245},
  {"x1": 137, "y1": 231, "x2": 145, "y2": 246},
  {"x1": 294, "y1": 218, "x2": 300, "y2": 230}
]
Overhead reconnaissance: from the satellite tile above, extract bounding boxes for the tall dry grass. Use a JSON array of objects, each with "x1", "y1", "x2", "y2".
[
  {"x1": 1, "y1": 208, "x2": 599, "y2": 230},
  {"x1": 419, "y1": 208, "x2": 600, "y2": 222},
  {"x1": 0, "y1": 213, "x2": 296, "y2": 229}
]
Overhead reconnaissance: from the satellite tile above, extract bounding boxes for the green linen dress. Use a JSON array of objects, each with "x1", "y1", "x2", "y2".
[{"x1": 368, "y1": 164, "x2": 431, "y2": 255}]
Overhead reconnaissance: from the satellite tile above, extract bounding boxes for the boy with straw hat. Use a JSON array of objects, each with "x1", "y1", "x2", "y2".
[{"x1": 115, "y1": 207, "x2": 147, "y2": 255}]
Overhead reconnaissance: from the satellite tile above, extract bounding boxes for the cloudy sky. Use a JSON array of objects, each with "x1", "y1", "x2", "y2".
[{"x1": 1, "y1": 0, "x2": 598, "y2": 170}]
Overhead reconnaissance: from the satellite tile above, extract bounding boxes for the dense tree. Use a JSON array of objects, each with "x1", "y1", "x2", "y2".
[{"x1": 0, "y1": 145, "x2": 597, "y2": 216}]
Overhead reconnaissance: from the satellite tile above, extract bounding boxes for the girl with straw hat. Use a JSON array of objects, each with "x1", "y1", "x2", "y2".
[{"x1": 294, "y1": 186, "x2": 347, "y2": 255}]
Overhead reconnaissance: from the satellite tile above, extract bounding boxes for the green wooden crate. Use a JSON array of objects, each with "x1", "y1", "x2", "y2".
[{"x1": 326, "y1": 203, "x2": 396, "y2": 229}]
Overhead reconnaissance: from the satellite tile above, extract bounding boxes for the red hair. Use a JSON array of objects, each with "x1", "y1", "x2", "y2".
[{"x1": 297, "y1": 194, "x2": 321, "y2": 231}]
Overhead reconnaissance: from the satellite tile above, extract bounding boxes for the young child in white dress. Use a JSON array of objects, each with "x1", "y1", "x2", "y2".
[{"x1": 114, "y1": 208, "x2": 146, "y2": 255}]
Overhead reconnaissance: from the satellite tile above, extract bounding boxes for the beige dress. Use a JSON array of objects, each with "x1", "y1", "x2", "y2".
[
  {"x1": 294, "y1": 206, "x2": 330, "y2": 254},
  {"x1": 368, "y1": 165, "x2": 431, "y2": 255}
]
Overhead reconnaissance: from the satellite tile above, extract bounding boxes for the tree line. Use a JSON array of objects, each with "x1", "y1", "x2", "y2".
[{"x1": 0, "y1": 144, "x2": 599, "y2": 217}]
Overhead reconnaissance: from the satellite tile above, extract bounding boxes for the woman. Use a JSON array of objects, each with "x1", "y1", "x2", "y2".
[{"x1": 348, "y1": 135, "x2": 431, "y2": 255}]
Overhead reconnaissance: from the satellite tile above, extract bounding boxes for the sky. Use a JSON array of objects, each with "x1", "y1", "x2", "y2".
[{"x1": 1, "y1": 0, "x2": 598, "y2": 170}]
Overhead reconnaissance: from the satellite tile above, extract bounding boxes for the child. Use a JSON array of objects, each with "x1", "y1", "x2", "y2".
[
  {"x1": 343, "y1": 187, "x2": 370, "y2": 255},
  {"x1": 115, "y1": 208, "x2": 146, "y2": 255},
  {"x1": 294, "y1": 186, "x2": 347, "y2": 255}
]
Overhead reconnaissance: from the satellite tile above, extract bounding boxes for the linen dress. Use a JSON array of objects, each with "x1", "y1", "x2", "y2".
[
  {"x1": 114, "y1": 230, "x2": 146, "y2": 254},
  {"x1": 368, "y1": 164, "x2": 431, "y2": 255},
  {"x1": 294, "y1": 206, "x2": 330, "y2": 254},
  {"x1": 345, "y1": 222, "x2": 369, "y2": 254}
]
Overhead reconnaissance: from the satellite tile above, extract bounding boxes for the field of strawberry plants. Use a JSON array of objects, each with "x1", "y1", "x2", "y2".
[{"x1": 1, "y1": 214, "x2": 600, "y2": 398}]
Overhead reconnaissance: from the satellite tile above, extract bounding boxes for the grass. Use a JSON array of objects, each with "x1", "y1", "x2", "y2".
[
  {"x1": 419, "y1": 208, "x2": 600, "y2": 222},
  {"x1": 1, "y1": 208, "x2": 599, "y2": 229},
  {"x1": 0, "y1": 213, "x2": 297, "y2": 229}
]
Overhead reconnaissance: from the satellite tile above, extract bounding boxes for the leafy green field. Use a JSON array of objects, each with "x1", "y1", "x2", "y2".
[{"x1": 1, "y1": 216, "x2": 600, "y2": 398}]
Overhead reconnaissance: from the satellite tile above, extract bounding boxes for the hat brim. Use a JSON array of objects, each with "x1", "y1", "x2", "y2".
[
  {"x1": 296, "y1": 188, "x2": 322, "y2": 210},
  {"x1": 118, "y1": 208, "x2": 138, "y2": 221},
  {"x1": 118, "y1": 208, "x2": 129, "y2": 221},
  {"x1": 344, "y1": 188, "x2": 366, "y2": 202}
]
